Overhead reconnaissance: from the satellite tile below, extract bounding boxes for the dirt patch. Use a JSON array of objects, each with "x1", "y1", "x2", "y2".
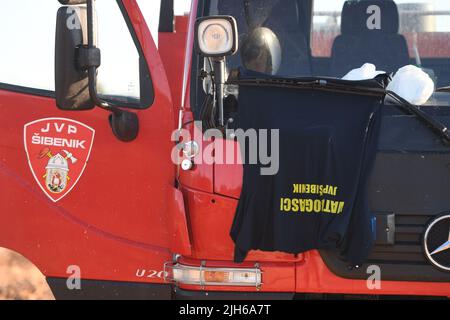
[{"x1": 0, "y1": 248, "x2": 54, "y2": 300}]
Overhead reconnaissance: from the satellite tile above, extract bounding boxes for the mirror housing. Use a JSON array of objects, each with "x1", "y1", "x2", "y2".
[
  {"x1": 55, "y1": 0, "x2": 140, "y2": 142},
  {"x1": 109, "y1": 111, "x2": 139, "y2": 142},
  {"x1": 55, "y1": 4, "x2": 95, "y2": 110},
  {"x1": 195, "y1": 16, "x2": 238, "y2": 58}
]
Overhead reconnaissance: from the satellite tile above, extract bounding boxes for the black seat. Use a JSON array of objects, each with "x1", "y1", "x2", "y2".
[
  {"x1": 330, "y1": 0, "x2": 410, "y2": 78},
  {"x1": 218, "y1": 0, "x2": 311, "y2": 77},
  {"x1": 264, "y1": 1, "x2": 312, "y2": 76}
]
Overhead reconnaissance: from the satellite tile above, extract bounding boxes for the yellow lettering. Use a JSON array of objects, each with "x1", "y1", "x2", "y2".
[
  {"x1": 283, "y1": 198, "x2": 291, "y2": 212},
  {"x1": 292, "y1": 199, "x2": 299, "y2": 212},
  {"x1": 313, "y1": 200, "x2": 320, "y2": 212},
  {"x1": 305, "y1": 199, "x2": 313, "y2": 213},
  {"x1": 330, "y1": 201, "x2": 339, "y2": 213},
  {"x1": 332, "y1": 187, "x2": 338, "y2": 196},
  {"x1": 337, "y1": 201, "x2": 345, "y2": 214},
  {"x1": 299, "y1": 199, "x2": 306, "y2": 212},
  {"x1": 322, "y1": 199, "x2": 331, "y2": 213}
]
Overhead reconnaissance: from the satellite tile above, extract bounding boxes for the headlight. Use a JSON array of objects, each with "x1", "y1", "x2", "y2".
[{"x1": 195, "y1": 16, "x2": 238, "y2": 57}]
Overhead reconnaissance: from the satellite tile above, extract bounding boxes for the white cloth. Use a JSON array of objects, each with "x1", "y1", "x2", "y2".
[
  {"x1": 387, "y1": 65, "x2": 435, "y2": 105},
  {"x1": 342, "y1": 64, "x2": 435, "y2": 105},
  {"x1": 342, "y1": 63, "x2": 385, "y2": 81}
]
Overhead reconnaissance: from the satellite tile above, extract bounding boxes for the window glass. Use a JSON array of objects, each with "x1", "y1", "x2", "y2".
[
  {"x1": 312, "y1": 0, "x2": 450, "y2": 58},
  {"x1": 138, "y1": 0, "x2": 191, "y2": 47},
  {"x1": 209, "y1": 0, "x2": 312, "y2": 78},
  {"x1": 0, "y1": 0, "x2": 60, "y2": 91},
  {"x1": 175, "y1": 0, "x2": 192, "y2": 16},
  {"x1": 0, "y1": 0, "x2": 151, "y2": 108},
  {"x1": 137, "y1": 0, "x2": 161, "y2": 46},
  {"x1": 203, "y1": 0, "x2": 450, "y2": 91},
  {"x1": 95, "y1": 1, "x2": 141, "y2": 102}
]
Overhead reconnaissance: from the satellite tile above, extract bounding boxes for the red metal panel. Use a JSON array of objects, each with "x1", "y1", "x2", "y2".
[
  {"x1": 183, "y1": 186, "x2": 303, "y2": 263},
  {"x1": 158, "y1": 16, "x2": 189, "y2": 112},
  {"x1": 214, "y1": 138, "x2": 243, "y2": 199},
  {"x1": 0, "y1": 158, "x2": 170, "y2": 283},
  {"x1": 168, "y1": 187, "x2": 192, "y2": 256},
  {"x1": 178, "y1": 119, "x2": 215, "y2": 193},
  {"x1": 296, "y1": 251, "x2": 450, "y2": 297}
]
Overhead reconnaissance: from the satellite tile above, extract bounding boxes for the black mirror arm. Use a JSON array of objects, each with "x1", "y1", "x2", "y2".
[
  {"x1": 76, "y1": 44, "x2": 125, "y2": 117},
  {"x1": 85, "y1": 0, "x2": 118, "y2": 114},
  {"x1": 87, "y1": 66, "x2": 120, "y2": 115},
  {"x1": 84, "y1": 0, "x2": 139, "y2": 142}
]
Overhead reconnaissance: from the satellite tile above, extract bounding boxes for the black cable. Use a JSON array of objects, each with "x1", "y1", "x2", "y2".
[
  {"x1": 207, "y1": 57, "x2": 216, "y2": 93},
  {"x1": 199, "y1": 94, "x2": 215, "y2": 130},
  {"x1": 203, "y1": 57, "x2": 217, "y2": 129},
  {"x1": 180, "y1": 120, "x2": 196, "y2": 129}
]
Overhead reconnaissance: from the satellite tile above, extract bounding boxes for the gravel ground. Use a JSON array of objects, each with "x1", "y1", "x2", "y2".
[{"x1": 0, "y1": 248, "x2": 54, "y2": 300}]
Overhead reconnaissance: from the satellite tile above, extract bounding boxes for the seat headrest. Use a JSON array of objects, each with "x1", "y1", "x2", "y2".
[
  {"x1": 218, "y1": 0, "x2": 299, "y2": 31},
  {"x1": 341, "y1": 0, "x2": 400, "y2": 35},
  {"x1": 265, "y1": 1, "x2": 300, "y2": 30}
]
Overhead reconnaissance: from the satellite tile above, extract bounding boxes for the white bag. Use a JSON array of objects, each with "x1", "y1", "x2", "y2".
[
  {"x1": 387, "y1": 65, "x2": 435, "y2": 105},
  {"x1": 342, "y1": 63, "x2": 385, "y2": 81}
]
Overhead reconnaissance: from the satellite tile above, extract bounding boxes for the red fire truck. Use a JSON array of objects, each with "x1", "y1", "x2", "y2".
[{"x1": 0, "y1": 0, "x2": 450, "y2": 299}]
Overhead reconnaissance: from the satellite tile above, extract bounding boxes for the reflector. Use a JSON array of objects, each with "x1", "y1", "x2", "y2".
[{"x1": 165, "y1": 263, "x2": 262, "y2": 287}]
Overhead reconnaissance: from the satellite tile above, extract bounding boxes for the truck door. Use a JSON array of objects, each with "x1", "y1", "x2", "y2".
[{"x1": 0, "y1": 0, "x2": 188, "y2": 295}]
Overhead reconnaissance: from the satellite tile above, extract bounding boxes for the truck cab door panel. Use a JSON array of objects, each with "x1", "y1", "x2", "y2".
[{"x1": 0, "y1": 0, "x2": 185, "y2": 284}]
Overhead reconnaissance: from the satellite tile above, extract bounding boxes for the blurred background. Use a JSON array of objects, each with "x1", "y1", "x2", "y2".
[{"x1": 0, "y1": 248, "x2": 53, "y2": 300}]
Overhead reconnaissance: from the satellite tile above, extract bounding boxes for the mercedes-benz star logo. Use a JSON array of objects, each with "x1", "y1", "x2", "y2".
[{"x1": 423, "y1": 214, "x2": 450, "y2": 272}]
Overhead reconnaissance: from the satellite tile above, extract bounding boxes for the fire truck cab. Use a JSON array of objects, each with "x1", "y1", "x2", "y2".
[{"x1": 0, "y1": 0, "x2": 450, "y2": 299}]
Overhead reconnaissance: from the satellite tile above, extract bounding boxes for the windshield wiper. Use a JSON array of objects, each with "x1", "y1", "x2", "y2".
[
  {"x1": 436, "y1": 86, "x2": 450, "y2": 93},
  {"x1": 231, "y1": 75, "x2": 450, "y2": 145},
  {"x1": 230, "y1": 77, "x2": 387, "y2": 97},
  {"x1": 386, "y1": 90, "x2": 450, "y2": 144}
]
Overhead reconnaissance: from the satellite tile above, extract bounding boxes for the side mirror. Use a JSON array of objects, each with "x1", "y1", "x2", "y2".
[
  {"x1": 55, "y1": 0, "x2": 139, "y2": 142},
  {"x1": 55, "y1": 0, "x2": 94, "y2": 110},
  {"x1": 195, "y1": 16, "x2": 238, "y2": 127}
]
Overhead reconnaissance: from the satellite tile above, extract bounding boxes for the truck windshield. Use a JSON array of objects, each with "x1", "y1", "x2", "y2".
[{"x1": 205, "y1": 0, "x2": 450, "y2": 99}]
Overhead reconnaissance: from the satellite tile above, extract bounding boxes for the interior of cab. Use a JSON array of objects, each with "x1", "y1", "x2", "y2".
[
  {"x1": 211, "y1": 0, "x2": 313, "y2": 77},
  {"x1": 197, "y1": 1, "x2": 450, "y2": 85},
  {"x1": 329, "y1": 0, "x2": 410, "y2": 77},
  {"x1": 191, "y1": 0, "x2": 450, "y2": 122}
]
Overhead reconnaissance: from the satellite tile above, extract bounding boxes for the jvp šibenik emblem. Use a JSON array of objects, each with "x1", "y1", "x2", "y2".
[{"x1": 24, "y1": 118, "x2": 95, "y2": 202}]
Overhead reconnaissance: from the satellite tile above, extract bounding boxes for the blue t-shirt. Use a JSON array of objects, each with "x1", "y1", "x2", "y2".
[{"x1": 230, "y1": 73, "x2": 384, "y2": 266}]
